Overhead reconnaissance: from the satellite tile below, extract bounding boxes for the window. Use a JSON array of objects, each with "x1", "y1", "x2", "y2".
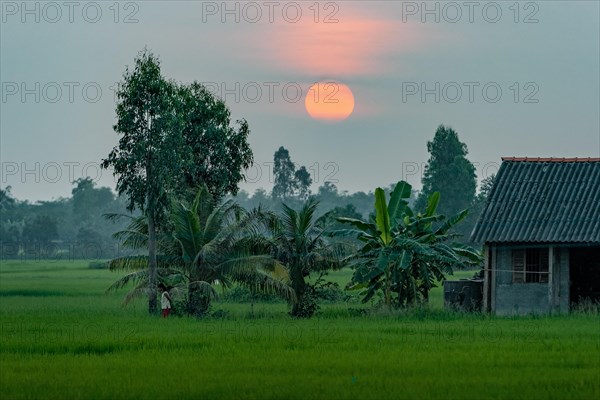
[{"x1": 512, "y1": 248, "x2": 549, "y2": 283}]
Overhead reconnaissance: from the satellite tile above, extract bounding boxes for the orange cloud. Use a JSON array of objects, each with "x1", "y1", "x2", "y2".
[{"x1": 243, "y1": 8, "x2": 426, "y2": 77}]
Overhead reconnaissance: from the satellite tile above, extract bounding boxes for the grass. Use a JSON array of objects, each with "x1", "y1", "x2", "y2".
[{"x1": 0, "y1": 260, "x2": 598, "y2": 399}]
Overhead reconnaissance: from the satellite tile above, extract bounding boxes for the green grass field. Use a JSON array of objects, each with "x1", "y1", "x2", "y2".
[{"x1": 1, "y1": 260, "x2": 598, "y2": 399}]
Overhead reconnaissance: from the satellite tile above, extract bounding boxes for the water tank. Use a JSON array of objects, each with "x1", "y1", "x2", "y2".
[{"x1": 444, "y1": 279, "x2": 483, "y2": 312}]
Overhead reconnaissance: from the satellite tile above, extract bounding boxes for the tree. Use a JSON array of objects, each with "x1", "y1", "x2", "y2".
[
  {"x1": 22, "y1": 215, "x2": 58, "y2": 245},
  {"x1": 107, "y1": 186, "x2": 294, "y2": 316},
  {"x1": 272, "y1": 146, "x2": 312, "y2": 200},
  {"x1": 415, "y1": 125, "x2": 477, "y2": 222},
  {"x1": 102, "y1": 50, "x2": 255, "y2": 313},
  {"x1": 178, "y1": 82, "x2": 253, "y2": 201},
  {"x1": 295, "y1": 166, "x2": 313, "y2": 200},
  {"x1": 316, "y1": 204, "x2": 362, "y2": 232},
  {"x1": 102, "y1": 50, "x2": 185, "y2": 314},
  {"x1": 337, "y1": 181, "x2": 481, "y2": 308},
  {"x1": 72, "y1": 178, "x2": 114, "y2": 220},
  {"x1": 272, "y1": 147, "x2": 297, "y2": 199},
  {"x1": 267, "y1": 199, "x2": 343, "y2": 317},
  {"x1": 0, "y1": 186, "x2": 15, "y2": 212},
  {"x1": 467, "y1": 174, "x2": 496, "y2": 244}
]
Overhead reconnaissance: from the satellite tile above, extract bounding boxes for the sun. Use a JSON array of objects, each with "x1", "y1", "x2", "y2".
[{"x1": 305, "y1": 82, "x2": 355, "y2": 121}]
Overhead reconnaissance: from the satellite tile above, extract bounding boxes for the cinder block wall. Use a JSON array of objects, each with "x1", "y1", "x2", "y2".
[{"x1": 492, "y1": 246, "x2": 570, "y2": 315}]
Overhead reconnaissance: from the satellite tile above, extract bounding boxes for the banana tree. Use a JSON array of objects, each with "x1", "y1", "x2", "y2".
[{"x1": 336, "y1": 181, "x2": 481, "y2": 308}]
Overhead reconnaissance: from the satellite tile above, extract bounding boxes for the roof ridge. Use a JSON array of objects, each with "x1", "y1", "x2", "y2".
[{"x1": 501, "y1": 157, "x2": 600, "y2": 162}]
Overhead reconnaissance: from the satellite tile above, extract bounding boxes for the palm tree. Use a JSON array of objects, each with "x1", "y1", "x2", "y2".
[
  {"x1": 336, "y1": 181, "x2": 481, "y2": 308},
  {"x1": 106, "y1": 186, "x2": 295, "y2": 316},
  {"x1": 266, "y1": 198, "x2": 344, "y2": 318}
]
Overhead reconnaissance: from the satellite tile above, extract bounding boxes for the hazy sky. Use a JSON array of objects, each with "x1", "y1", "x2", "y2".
[{"x1": 2, "y1": 1, "x2": 599, "y2": 202}]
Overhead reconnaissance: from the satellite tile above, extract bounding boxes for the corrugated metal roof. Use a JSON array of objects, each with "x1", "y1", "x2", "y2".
[{"x1": 471, "y1": 159, "x2": 600, "y2": 244}]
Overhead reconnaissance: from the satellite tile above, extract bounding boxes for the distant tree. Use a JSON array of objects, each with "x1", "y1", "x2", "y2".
[
  {"x1": 0, "y1": 186, "x2": 15, "y2": 212},
  {"x1": 317, "y1": 181, "x2": 338, "y2": 199},
  {"x1": 250, "y1": 188, "x2": 271, "y2": 207},
  {"x1": 316, "y1": 204, "x2": 362, "y2": 231},
  {"x1": 295, "y1": 166, "x2": 313, "y2": 200},
  {"x1": 466, "y1": 174, "x2": 496, "y2": 244},
  {"x1": 22, "y1": 215, "x2": 58, "y2": 245},
  {"x1": 72, "y1": 178, "x2": 114, "y2": 219},
  {"x1": 476, "y1": 174, "x2": 495, "y2": 204},
  {"x1": 272, "y1": 146, "x2": 312, "y2": 200},
  {"x1": 272, "y1": 147, "x2": 297, "y2": 199},
  {"x1": 415, "y1": 125, "x2": 477, "y2": 232}
]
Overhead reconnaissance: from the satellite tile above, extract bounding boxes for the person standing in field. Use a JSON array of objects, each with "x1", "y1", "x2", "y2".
[{"x1": 158, "y1": 283, "x2": 173, "y2": 318}]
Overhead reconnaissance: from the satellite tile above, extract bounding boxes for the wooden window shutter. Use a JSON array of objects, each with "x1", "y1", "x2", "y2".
[{"x1": 513, "y1": 249, "x2": 525, "y2": 283}]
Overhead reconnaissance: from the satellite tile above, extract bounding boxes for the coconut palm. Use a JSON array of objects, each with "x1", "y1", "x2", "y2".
[
  {"x1": 265, "y1": 198, "x2": 345, "y2": 317},
  {"x1": 106, "y1": 186, "x2": 295, "y2": 316}
]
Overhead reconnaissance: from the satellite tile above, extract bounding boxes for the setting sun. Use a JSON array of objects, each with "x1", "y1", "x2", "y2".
[{"x1": 305, "y1": 82, "x2": 355, "y2": 121}]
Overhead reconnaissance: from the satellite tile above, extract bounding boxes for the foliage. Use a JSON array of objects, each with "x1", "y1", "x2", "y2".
[
  {"x1": 337, "y1": 180, "x2": 482, "y2": 308},
  {"x1": 101, "y1": 49, "x2": 255, "y2": 313},
  {"x1": 266, "y1": 198, "x2": 345, "y2": 317},
  {"x1": 106, "y1": 186, "x2": 295, "y2": 317},
  {"x1": 272, "y1": 146, "x2": 297, "y2": 199},
  {"x1": 272, "y1": 146, "x2": 313, "y2": 200},
  {"x1": 415, "y1": 125, "x2": 477, "y2": 240},
  {"x1": 178, "y1": 82, "x2": 253, "y2": 201}
]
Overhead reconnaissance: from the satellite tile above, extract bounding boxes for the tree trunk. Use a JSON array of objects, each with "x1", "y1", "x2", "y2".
[
  {"x1": 147, "y1": 207, "x2": 158, "y2": 314},
  {"x1": 384, "y1": 265, "x2": 392, "y2": 309},
  {"x1": 187, "y1": 283, "x2": 210, "y2": 317},
  {"x1": 290, "y1": 266, "x2": 306, "y2": 317}
]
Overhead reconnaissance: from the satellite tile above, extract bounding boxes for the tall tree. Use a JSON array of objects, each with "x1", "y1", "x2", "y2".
[
  {"x1": 294, "y1": 166, "x2": 313, "y2": 200},
  {"x1": 178, "y1": 82, "x2": 253, "y2": 201},
  {"x1": 272, "y1": 146, "x2": 297, "y2": 199},
  {"x1": 416, "y1": 125, "x2": 477, "y2": 222},
  {"x1": 102, "y1": 50, "x2": 255, "y2": 313},
  {"x1": 102, "y1": 50, "x2": 184, "y2": 314}
]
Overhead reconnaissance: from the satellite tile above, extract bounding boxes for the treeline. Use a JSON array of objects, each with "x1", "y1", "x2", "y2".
[
  {"x1": 233, "y1": 125, "x2": 494, "y2": 243},
  {"x1": 0, "y1": 176, "x2": 385, "y2": 260},
  {"x1": 0, "y1": 126, "x2": 493, "y2": 260},
  {"x1": 0, "y1": 178, "x2": 134, "y2": 260}
]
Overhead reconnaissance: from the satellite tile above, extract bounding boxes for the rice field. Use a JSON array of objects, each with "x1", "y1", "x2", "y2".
[{"x1": 1, "y1": 260, "x2": 598, "y2": 399}]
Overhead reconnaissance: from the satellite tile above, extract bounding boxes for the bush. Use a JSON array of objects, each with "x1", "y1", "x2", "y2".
[
  {"x1": 87, "y1": 261, "x2": 107, "y2": 269},
  {"x1": 221, "y1": 286, "x2": 282, "y2": 303}
]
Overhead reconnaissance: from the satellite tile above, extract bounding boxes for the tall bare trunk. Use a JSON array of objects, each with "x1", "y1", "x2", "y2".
[{"x1": 147, "y1": 204, "x2": 158, "y2": 314}]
